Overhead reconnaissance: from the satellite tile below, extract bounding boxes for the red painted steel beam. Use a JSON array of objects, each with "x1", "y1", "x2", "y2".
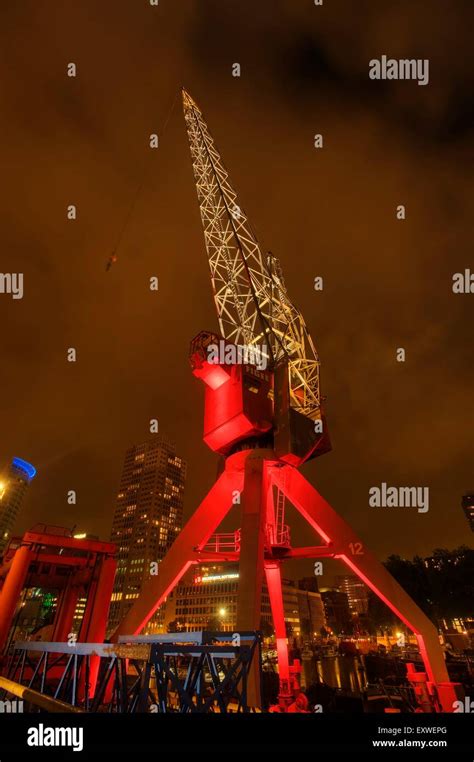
[
  {"x1": 272, "y1": 463, "x2": 460, "y2": 711},
  {"x1": 52, "y1": 582, "x2": 80, "y2": 642},
  {"x1": 264, "y1": 562, "x2": 290, "y2": 691},
  {"x1": 282, "y1": 545, "x2": 338, "y2": 559},
  {"x1": 19, "y1": 554, "x2": 91, "y2": 567},
  {"x1": 22, "y1": 531, "x2": 115, "y2": 555},
  {"x1": 0, "y1": 545, "x2": 32, "y2": 652},
  {"x1": 234, "y1": 453, "x2": 271, "y2": 707},
  {"x1": 194, "y1": 553, "x2": 240, "y2": 562},
  {"x1": 79, "y1": 555, "x2": 117, "y2": 697}
]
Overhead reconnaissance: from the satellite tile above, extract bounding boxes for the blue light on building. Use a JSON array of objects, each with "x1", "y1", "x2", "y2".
[{"x1": 12, "y1": 457, "x2": 37, "y2": 481}]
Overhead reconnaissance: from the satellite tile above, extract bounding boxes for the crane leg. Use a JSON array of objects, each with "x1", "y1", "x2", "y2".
[
  {"x1": 264, "y1": 562, "x2": 291, "y2": 706},
  {"x1": 235, "y1": 454, "x2": 268, "y2": 708},
  {"x1": 272, "y1": 464, "x2": 462, "y2": 712}
]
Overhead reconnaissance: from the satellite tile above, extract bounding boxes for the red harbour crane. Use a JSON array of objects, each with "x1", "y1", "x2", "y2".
[{"x1": 112, "y1": 89, "x2": 460, "y2": 711}]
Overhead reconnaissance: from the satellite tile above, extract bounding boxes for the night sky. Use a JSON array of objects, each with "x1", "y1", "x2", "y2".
[{"x1": 1, "y1": 0, "x2": 472, "y2": 584}]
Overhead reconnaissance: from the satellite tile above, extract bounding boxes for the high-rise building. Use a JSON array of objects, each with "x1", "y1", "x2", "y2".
[
  {"x1": 0, "y1": 457, "x2": 36, "y2": 555},
  {"x1": 108, "y1": 436, "x2": 186, "y2": 633},
  {"x1": 298, "y1": 577, "x2": 327, "y2": 639},
  {"x1": 462, "y1": 493, "x2": 474, "y2": 532},
  {"x1": 335, "y1": 574, "x2": 369, "y2": 615},
  {"x1": 320, "y1": 588, "x2": 352, "y2": 635}
]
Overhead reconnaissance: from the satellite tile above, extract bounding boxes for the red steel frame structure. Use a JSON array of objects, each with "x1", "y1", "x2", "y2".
[
  {"x1": 113, "y1": 447, "x2": 458, "y2": 710},
  {"x1": 0, "y1": 524, "x2": 116, "y2": 693},
  {"x1": 110, "y1": 90, "x2": 459, "y2": 711}
]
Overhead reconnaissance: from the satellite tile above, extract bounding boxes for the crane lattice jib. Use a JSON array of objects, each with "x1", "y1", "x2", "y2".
[{"x1": 182, "y1": 89, "x2": 321, "y2": 419}]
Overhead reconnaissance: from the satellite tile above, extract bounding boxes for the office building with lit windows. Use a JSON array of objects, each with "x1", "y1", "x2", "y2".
[
  {"x1": 162, "y1": 564, "x2": 326, "y2": 641},
  {"x1": 0, "y1": 457, "x2": 37, "y2": 555},
  {"x1": 335, "y1": 574, "x2": 369, "y2": 615},
  {"x1": 108, "y1": 436, "x2": 186, "y2": 633}
]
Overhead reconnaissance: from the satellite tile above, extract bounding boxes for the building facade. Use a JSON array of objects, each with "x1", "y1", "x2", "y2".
[
  {"x1": 0, "y1": 457, "x2": 36, "y2": 555},
  {"x1": 335, "y1": 574, "x2": 369, "y2": 615},
  {"x1": 320, "y1": 588, "x2": 352, "y2": 635},
  {"x1": 161, "y1": 564, "x2": 326, "y2": 641},
  {"x1": 108, "y1": 436, "x2": 186, "y2": 633},
  {"x1": 297, "y1": 577, "x2": 327, "y2": 639}
]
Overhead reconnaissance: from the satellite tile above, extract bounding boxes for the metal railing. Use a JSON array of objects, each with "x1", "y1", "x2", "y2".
[
  {"x1": 201, "y1": 531, "x2": 241, "y2": 553},
  {"x1": 1, "y1": 631, "x2": 262, "y2": 713}
]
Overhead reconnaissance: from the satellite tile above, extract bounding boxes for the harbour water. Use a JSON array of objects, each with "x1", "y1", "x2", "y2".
[{"x1": 301, "y1": 654, "x2": 367, "y2": 694}]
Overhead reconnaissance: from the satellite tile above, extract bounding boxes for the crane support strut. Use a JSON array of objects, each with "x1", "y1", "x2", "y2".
[{"x1": 112, "y1": 449, "x2": 460, "y2": 712}]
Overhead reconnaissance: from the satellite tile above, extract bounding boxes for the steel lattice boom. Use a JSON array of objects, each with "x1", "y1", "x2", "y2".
[{"x1": 182, "y1": 89, "x2": 321, "y2": 420}]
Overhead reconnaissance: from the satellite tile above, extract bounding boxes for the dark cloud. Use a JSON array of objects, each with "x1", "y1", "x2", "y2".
[{"x1": 191, "y1": 0, "x2": 474, "y2": 141}]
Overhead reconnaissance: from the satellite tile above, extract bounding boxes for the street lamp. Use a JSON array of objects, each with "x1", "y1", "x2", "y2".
[{"x1": 218, "y1": 607, "x2": 227, "y2": 631}]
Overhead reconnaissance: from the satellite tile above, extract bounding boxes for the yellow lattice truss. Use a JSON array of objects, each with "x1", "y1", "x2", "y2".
[{"x1": 182, "y1": 89, "x2": 321, "y2": 419}]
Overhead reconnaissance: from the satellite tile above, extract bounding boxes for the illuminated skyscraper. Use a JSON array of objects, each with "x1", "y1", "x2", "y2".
[
  {"x1": 108, "y1": 437, "x2": 186, "y2": 633},
  {"x1": 335, "y1": 574, "x2": 369, "y2": 615},
  {"x1": 0, "y1": 457, "x2": 36, "y2": 555}
]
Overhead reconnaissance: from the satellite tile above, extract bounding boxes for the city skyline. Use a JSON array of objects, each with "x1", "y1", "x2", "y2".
[{"x1": 2, "y1": 423, "x2": 470, "y2": 588}]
